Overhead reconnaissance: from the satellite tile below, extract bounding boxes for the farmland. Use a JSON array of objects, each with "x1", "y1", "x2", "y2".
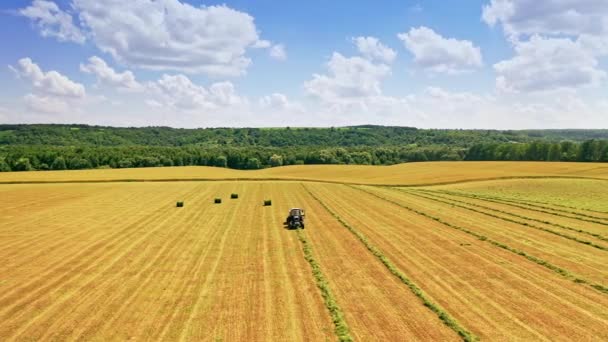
[{"x1": 1, "y1": 162, "x2": 608, "y2": 340}]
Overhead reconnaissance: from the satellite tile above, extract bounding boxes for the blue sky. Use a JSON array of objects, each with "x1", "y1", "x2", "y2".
[{"x1": 1, "y1": 0, "x2": 607, "y2": 128}]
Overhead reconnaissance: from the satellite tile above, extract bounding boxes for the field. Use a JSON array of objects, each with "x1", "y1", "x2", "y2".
[{"x1": 1, "y1": 162, "x2": 608, "y2": 341}]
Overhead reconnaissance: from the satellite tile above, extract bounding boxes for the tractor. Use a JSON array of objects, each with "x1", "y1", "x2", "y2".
[{"x1": 285, "y1": 208, "x2": 305, "y2": 229}]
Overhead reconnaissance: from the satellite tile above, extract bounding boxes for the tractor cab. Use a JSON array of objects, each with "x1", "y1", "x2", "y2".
[{"x1": 286, "y1": 208, "x2": 305, "y2": 229}]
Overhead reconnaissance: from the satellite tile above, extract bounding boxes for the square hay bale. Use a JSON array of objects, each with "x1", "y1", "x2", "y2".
[
  {"x1": 176, "y1": 201, "x2": 184, "y2": 207},
  {"x1": 231, "y1": 193, "x2": 238, "y2": 199},
  {"x1": 214, "y1": 198, "x2": 222, "y2": 204},
  {"x1": 264, "y1": 200, "x2": 272, "y2": 206}
]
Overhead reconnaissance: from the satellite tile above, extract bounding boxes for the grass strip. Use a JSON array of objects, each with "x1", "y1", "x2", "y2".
[
  {"x1": 451, "y1": 192, "x2": 608, "y2": 216},
  {"x1": 295, "y1": 229, "x2": 353, "y2": 342},
  {"x1": 402, "y1": 189, "x2": 608, "y2": 252},
  {"x1": 352, "y1": 185, "x2": 608, "y2": 296},
  {"x1": 432, "y1": 190, "x2": 608, "y2": 226},
  {"x1": 303, "y1": 184, "x2": 478, "y2": 342},
  {"x1": 417, "y1": 190, "x2": 608, "y2": 243}
]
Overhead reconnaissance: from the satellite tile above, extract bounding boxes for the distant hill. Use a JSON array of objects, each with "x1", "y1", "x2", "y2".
[
  {"x1": 1, "y1": 124, "x2": 608, "y2": 147},
  {"x1": 0, "y1": 125, "x2": 606, "y2": 171}
]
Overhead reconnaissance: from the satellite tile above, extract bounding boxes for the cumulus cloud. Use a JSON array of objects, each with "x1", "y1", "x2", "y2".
[
  {"x1": 258, "y1": 93, "x2": 304, "y2": 113},
  {"x1": 304, "y1": 53, "x2": 390, "y2": 103},
  {"x1": 80, "y1": 56, "x2": 143, "y2": 91},
  {"x1": 69, "y1": 0, "x2": 274, "y2": 76},
  {"x1": 482, "y1": 0, "x2": 608, "y2": 39},
  {"x1": 10, "y1": 57, "x2": 86, "y2": 98},
  {"x1": 148, "y1": 74, "x2": 245, "y2": 111},
  {"x1": 353, "y1": 36, "x2": 397, "y2": 63},
  {"x1": 494, "y1": 35, "x2": 606, "y2": 92},
  {"x1": 482, "y1": 1, "x2": 608, "y2": 92},
  {"x1": 18, "y1": 0, "x2": 85, "y2": 43},
  {"x1": 269, "y1": 44, "x2": 287, "y2": 61},
  {"x1": 398, "y1": 27, "x2": 483, "y2": 74},
  {"x1": 9, "y1": 57, "x2": 87, "y2": 115}
]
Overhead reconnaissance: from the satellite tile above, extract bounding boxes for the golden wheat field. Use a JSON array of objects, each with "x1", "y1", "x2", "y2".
[{"x1": 1, "y1": 162, "x2": 608, "y2": 341}]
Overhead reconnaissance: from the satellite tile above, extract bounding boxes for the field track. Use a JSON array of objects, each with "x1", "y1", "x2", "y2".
[{"x1": 2, "y1": 165, "x2": 608, "y2": 340}]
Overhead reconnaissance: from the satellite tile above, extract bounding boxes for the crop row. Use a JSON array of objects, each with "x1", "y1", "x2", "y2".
[
  {"x1": 416, "y1": 190, "x2": 608, "y2": 243},
  {"x1": 432, "y1": 190, "x2": 608, "y2": 226},
  {"x1": 303, "y1": 184, "x2": 478, "y2": 342},
  {"x1": 295, "y1": 229, "x2": 353, "y2": 342},
  {"x1": 353, "y1": 186, "x2": 608, "y2": 296},
  {"x1": 462, "y1": 192, "x2": 608, "y2": 216},
  {"x1": 404, "y1": 189, "x2": 608, "y2": 252}
]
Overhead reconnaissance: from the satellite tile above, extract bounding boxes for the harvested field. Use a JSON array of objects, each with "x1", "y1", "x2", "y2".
[
  {"x1": 436, "y1": 178, "x2": 608, "y2": 213},
  {"x1": 2, "y1": 165, "x2": 608, "y2": 341},
  {"x1": 2, "y1": 161, "x2": 608, "y2": 186}
]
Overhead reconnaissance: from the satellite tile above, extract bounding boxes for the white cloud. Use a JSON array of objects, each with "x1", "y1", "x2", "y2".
[
  {"x1": 398, "y1": 27, "x2": 483, "y2": 73},
  {"x1": 269, "y1": 44, "x2": 287, "y2": 61},
  {"x1": 482, "y1": 0, "x2": 608, "y2": 39},
  {"x1": 259, "y1": 93, "x2": 303, "y2": 113},
  {"x1": 304, "y1": 52, "x2": 391, "y2": 102},
  {"x1": 354, "y1": 36, "x2": 397, "y2": 63},
  {"x1": 72, "y1": 0, "x2": 273, "y2": 76},
  {"x1": 10, "y1": 57, "x2": 86, "y2": 98},
  {"x1": 253, "y1": 40, "x2": 272, "y2": 49},
  {"x1": 80, "y1": 56, "x2": 143, "y2": 91},
  {"x1": 149, "y1": 74, "x2": 245, "y2": 111},
  {"x1": 494, "y1": 35, "x2": 606, "y2": 92},
  {"x1": 23, "y1": 93, "x2": 69, "y2": 113},
  {"x1": 18, "y1": 0, "x2": 85, "y2": 44}
]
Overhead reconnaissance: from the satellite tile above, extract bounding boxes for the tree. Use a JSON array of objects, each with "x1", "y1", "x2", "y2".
[
  {"x1": 51, "y1": 156, "x2": 67, "y2": 170},
  {"x1": 13, "y1": 157, "x2": 33, "y2": 171},
  {"x1": 215, "y1": 155, "x2": 228, "y2": 168},
  {"x1": 269, "y1": 154, "x2": 283, "y2": 167},
  {"x1": 118, "y1": 158, "x2": 134, "y2": 168},
  {"x1": 68, "y1": 158, "x2": 92, "y2": 170},
  {"x1": 547, "y1": 144, "x2": 562, "y2": 161},
  {"x1": 246, "y1": 157, "x2": 261, "y2": 169},
  {"x1": 0, "y1": 158, "x2": 10, "y2": 172}
]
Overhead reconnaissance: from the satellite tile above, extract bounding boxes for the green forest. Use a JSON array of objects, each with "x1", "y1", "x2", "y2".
[{"x1": 1, "y1": 124, "x2": 607, "y2": 171}]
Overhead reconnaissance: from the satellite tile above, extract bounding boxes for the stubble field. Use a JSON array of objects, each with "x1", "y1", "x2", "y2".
[{"x1": 1, "y1": 162, "x2": 607, "y2": 341}]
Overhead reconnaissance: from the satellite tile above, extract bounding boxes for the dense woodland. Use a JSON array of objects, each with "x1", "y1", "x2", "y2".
[{"x1": 1, "y1": 125, "x2": 607, "y2": 171}]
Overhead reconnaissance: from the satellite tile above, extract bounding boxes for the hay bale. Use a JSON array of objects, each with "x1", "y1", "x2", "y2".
[
  {"x1": 264, "y1": 200, "x2": 272, "y2": 206},
  {"x1": 231, "y1": 193, "x2": 238, "y2": 199},
  {"x1": 176, "y1": 201, "x2": 184, "y2": 207},
  {"x1": 214, "y1": 198, "x2": 222, "y2": 204}
]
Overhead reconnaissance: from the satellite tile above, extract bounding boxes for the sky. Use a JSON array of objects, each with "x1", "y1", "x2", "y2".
[{"x1": 0, "y1": 0, "x2": 607, "y2": 129}]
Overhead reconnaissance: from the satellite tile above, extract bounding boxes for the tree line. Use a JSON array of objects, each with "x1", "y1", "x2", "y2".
[
  {"x1": 3, "y1": 124, "x2": 607, "y2": 147},
  {"x1": 465, "y1": 140, "x2": 608, "y2": 162},
  {"x1": 0, "y1": 145, "x2": 464, "y2": 172},
  {"x1": 0, "y1": 125, "x2": 607, "y2": 172}
]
